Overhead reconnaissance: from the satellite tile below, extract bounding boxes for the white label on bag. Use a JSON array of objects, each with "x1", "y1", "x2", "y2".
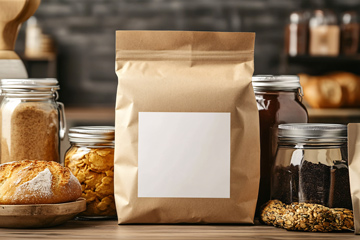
[{"x1": 138, "y1": 112, "x2": 230, "y2": 198}]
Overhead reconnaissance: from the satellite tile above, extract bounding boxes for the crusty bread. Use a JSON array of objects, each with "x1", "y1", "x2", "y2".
[
  {"x1": 300, "y1": 72, "x2": 360, "y2": 108},
  {"x1": 0, "y1": 160, "x2": 82, "y2": 204},
  {"x1": 328, "y1": 72, "x2": 360, "y2": 107},
  {"x1": 305, "y1": 76, "x2": 343, "y2": 108}
]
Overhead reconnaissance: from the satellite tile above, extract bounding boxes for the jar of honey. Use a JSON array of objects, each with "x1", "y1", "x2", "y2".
[{"x1": 252, "y1": 75, "x2": 308, "y2": 212}]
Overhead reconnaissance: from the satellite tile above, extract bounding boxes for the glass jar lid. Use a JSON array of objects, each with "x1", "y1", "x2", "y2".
[
  {"x1": 252, "y1": 75, "x2": 303, "y2": 93},
  {"x1": 278, "y1": 123, "x2": 347, "y2": 143},
  {"x1": 69, "y1": 126, "x2": 115, "y2": 144}
]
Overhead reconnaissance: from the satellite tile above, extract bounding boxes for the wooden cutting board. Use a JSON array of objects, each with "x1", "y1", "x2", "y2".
[{"x1": 0, "y1": 198, "x2": 86, "y2": 228}]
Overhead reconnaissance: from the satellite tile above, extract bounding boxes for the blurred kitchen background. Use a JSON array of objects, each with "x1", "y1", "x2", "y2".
[{"x1": 13, "y1": 0, "x2": 360, "y2": 128}]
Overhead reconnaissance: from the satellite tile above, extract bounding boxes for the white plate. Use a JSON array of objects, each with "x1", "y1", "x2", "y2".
[{"x1": 0, "y1": 198, "x2": 86, "y2": 228}]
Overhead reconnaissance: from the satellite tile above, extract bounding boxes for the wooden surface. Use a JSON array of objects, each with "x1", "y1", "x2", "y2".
[{"x1": 0, "y1": 220, "x2": 358, "y2": 240}]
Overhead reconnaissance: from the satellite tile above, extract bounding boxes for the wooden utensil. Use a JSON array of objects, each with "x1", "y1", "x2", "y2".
[{"x1": 0, "y1": 0, "x2": 41, "y2": 78}]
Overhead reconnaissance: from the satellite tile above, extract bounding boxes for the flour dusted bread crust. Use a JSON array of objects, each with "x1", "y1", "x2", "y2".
[{"x1": 0, "y1": 160, "x2": 82, "y2": 204}]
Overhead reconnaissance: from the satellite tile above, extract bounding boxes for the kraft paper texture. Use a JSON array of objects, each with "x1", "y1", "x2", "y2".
[
  {"x1": 348, "y1": 123, "x2": 360, "y2": 234},
  {"x1": 114, "y1": 31, "x2": 260, "y2": 224}
]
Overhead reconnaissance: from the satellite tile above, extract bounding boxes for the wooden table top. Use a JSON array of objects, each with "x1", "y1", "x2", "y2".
[{"x1": 0, "y1": 220, "x2": 358, "y2": 240}]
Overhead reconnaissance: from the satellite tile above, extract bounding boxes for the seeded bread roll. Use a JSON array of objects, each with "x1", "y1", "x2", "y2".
[{"x1": 0, "y1": 160, "x2": 82, "y2": 204}]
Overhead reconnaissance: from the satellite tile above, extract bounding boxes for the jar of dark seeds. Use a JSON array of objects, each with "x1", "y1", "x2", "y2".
[{"x1": 262, "y1": 123, "x2": 353, "y2": 232}]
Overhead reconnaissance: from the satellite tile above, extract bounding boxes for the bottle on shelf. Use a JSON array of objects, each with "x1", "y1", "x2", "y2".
[
  {"x1": 309, "y1": 10, "x2": 340, "y2": 56},
  {"x1": 284, "y1": 11, "x2": 310, "y2": 56},
  {"x1": 340, "y1": 11, "x2": 359, "y2": 55}
]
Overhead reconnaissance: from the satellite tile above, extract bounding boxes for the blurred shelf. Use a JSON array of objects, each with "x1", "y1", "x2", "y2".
[
  {"x1": 281, "y1": 55, "x2": 360, "y2": 75},
  {"x1": 65, "y1": 107, "x2": 115, "y2": 123},
  {"x1": 21, "y1": 54, "x2": 56, "y2": 61},
  {"x1": 308, "y1": 108, "x2": 360, "y2": 117},
  {"x1": 287, "y1": 55, "x2": 360, "y2": 64},
  {"x1": 308, "y1": 108, "x2": 360, "y2": 123}
]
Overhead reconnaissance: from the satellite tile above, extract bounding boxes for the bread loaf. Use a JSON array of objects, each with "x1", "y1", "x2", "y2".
[
  {"x1": 303, "y1": 75, "x2": 343, "y2": 108},
  {"x1": 299, "y1": 72, "x2": 360, "y2": 108},
  {"x1": 0, "y1": 160, "x2": 82, "y2": 204},
  {"x1": 328, "y1": 72, "x2": 360, "y2": 107}
]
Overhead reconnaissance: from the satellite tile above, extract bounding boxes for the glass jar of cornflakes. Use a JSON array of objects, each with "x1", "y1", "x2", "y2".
[{"x1": 65, "y1": 126, "x2": 116, "y2": 219}]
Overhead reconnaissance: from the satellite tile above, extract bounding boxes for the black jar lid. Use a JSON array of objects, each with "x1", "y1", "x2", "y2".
[
  {"x1": 252, "y1": 75, "x2": 302, "y2": 93},
  {"x1": 278, "y1": 123, "x2": 347, "y2": 143},
  {"x1": 68, "y1": 126, "x2": 115, "y2": 144}
]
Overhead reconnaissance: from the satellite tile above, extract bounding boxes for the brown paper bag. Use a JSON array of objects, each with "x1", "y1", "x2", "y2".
[
  {"x1": 115, "y1": 31, "x2": 259, "y2": 224},
  {"x1": 348, "y1": 123, "x2": 360, "y2": 234}
]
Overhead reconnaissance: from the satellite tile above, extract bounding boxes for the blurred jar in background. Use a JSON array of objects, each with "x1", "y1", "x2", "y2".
[
  {"x1": 25, "y1": 17, "x2": 56, "y2": 59},
  {"x1": 284, "y1": 11, "x2": 309, "y2": 56},
  {"x1": 340, "y1": 11, "x2": 359, "y2": 55},
  {"x1": 309, "y1": 10, "x2": 340, "y2": 56}
]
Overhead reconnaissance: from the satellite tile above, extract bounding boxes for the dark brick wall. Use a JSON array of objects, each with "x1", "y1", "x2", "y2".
[{"x1": 14, "y1": 0, "x2": 360, "y2": 106}]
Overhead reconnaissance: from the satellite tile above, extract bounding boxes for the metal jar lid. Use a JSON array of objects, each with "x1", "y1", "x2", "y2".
[
  {"x1": 278, "y1": 123, "x2": 347, "y2": 143},
  {"x1": 68, "y1": 126, "x2": 115, "y2": 144},
  {"x1": 1, "y1": 78, "x2": 60, "y2": 99},
  {"x1": 1, "y1": 78, "x2": 60, "y2": 91},
  {"x1": 252, "y1": 75, "x2": 302, "y2": 93}
]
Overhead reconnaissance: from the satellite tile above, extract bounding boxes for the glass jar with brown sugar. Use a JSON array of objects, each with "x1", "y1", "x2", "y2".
[
  {"x1": 65, "y1": 126, "x2": 116, "y2": 219},
  {"x1": 0, "y1": 79, "x2": 66, "y2": 163},
  {"x1": 252, "y1": 75, "x2": 308, "y2": 213}
]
